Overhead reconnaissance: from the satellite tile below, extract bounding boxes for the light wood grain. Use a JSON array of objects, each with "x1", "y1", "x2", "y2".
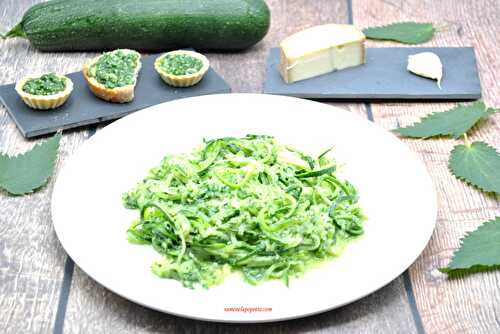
[
  {"x1": 62, "y1": 1, "x2": 416, "y2": 333},
  {"x1": 6, "y1": 0, "x2": 497, "y2": 333},
  {"x1": 0, "y1": 1, "x2": 98, "y2": 333},
  {"x1": 63, "y1": 267, "x2": 417, "y2": 334},
  {"x1": 352, "y1": 0, "x2": 500, "y2": 333}
]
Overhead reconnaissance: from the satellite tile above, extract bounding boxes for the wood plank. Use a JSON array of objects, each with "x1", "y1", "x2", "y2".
[
  {"x1": 64, "y1": 267, "x2": 417, "y2": 334},
  {"x1": 63, "y1": 0, "x2": 414, "y2": 333},
  {"x1": 0, "y1": 0, "x2": 422, "y2": 332},
  {"x1": 352, "y1": 0, "x2": 500, "y2": 333},
  {"x1": 0, "y1": 1, "x2": 98, "y2": 333}
]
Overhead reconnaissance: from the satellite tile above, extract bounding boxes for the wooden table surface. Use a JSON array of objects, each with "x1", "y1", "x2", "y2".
[{"x1": 1, "y1": 1, "x2": 499, "y2": 333}]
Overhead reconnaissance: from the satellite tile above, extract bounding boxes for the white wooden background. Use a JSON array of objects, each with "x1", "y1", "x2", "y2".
[{"x1": 0, "y1": 0, "x2": 499, "y2": 333}]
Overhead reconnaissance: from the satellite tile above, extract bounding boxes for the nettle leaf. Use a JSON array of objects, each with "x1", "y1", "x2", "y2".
[
  {"x1": 0, "y1": 132, "x2": 61, "y2": 195},
  {"x1": 486, "y1": 107, "x2": 500, "y2": 117},
  {"x1": 449, "y1": 141, "x2": 500, "y2": 195},
  {"x1": 440, "y1": 217, "x2": 500, "y2": 276},
  {"x1": 363, "y1": 22, "x2": 435, "y2": 44},
  {"x1": 395, "y1": 101, "x2": 495, "y2": 139}
]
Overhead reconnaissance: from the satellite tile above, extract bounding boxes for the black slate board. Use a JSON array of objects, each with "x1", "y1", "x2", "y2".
[
  {"x1": 263, "y1": 47, "x2": 481, "y2": 100},
  {"x1": 0, "y1": 54, "x2": 231, "y2": 138}
]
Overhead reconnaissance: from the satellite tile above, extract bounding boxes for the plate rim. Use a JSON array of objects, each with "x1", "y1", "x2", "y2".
[{"x1": 51, "y1": 93, "x2": 437, "y2": 323}]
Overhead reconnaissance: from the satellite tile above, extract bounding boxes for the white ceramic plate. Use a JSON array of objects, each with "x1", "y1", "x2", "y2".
[{"x1": 51, "y1": 93, "x2": 437, "y2": 323}]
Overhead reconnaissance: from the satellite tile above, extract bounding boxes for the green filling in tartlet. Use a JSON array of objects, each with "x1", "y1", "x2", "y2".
[
  {"x1": 89, "y1": 50, "x2": 140, "y2": 89},
  {"x1": 160, "y1": 54, "x2": 203, "y2": 76},
  {"x1": 22, "y1": 73, "x2": 66, "y2": 96}
]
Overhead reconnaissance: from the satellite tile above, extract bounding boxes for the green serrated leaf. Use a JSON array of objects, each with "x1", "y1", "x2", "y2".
[
  {"x1": 0, "y1": 132, "x2": 61, "y2": 195},
  {"x1": 449, "y1": 141, "x2": 500, "y2": 194},
  {"x1": 363, "y1": 22, "x2": 435, "y2": 44},
  {"x1": 395, "y1": 101, "x2": 492, "y2": 139},
  {"x1": 439, "y1": 217, "x2": 500, "y2": 276},
  {"x1": 485, "y1": 107, "x2": 499, "y2": 118}
]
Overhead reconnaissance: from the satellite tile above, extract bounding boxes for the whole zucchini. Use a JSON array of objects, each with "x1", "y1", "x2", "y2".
[{"x1": 2, "y1": 0, "x2": 271, "y2": 51}]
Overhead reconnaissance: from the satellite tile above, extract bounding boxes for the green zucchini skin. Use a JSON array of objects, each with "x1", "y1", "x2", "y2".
[{"x1": 7, "y1": 0, "x2": 271, "y2": 51}]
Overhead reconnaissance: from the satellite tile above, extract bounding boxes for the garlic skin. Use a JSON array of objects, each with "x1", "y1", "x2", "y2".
[{"x1": 407, "y1": 52, "x2": 443, "y2": 89}]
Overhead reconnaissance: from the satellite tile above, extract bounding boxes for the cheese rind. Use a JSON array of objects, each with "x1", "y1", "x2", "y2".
[{"x1": 279, "y1": 24, "x2": 366, "y2": 84}]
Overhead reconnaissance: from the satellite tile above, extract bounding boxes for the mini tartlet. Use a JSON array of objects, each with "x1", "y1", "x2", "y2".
[
  {"x1": 154, "y1": 50, "x2": 210, "y2": 87},
  {"x1": 15, "y1": 73, "x2": 73, "y2": 110},
  {"x1": 83, "y1": 49, "x2": 142, "y2": 103}
]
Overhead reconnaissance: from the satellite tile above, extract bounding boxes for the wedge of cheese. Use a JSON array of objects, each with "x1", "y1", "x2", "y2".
[{"x1": 279, "y1": 24, "x2": 366, "y2": 84}]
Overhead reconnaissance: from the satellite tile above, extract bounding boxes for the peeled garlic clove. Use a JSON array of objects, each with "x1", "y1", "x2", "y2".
[{"x1": 407, "y1": 52, "x2": 443, "y2": 89}]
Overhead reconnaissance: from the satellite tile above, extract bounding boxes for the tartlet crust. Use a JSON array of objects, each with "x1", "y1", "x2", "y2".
[
  {"x1": 154, "y1": 50, "x2": 210, "y2": 88},
  {"x1": 83, "y1": 49, "x2": 142, "y2": 103},
  {"x1": 15, "y1": 74, "x2": 73, "y2": 110}
]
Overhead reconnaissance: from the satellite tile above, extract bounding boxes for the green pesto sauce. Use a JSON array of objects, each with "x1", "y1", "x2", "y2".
[
  {"x1": 160, "y1": 54, "x2": 203, "y2": 76},
  {"x1": 22, "y1": 74, "x2": 66, "y2": 96},
  {"x1": 123, "y1": 135, "x2": 366, "y2": 289},
  {"x1": 89, "y1": 50, "x2": 140, "y2": 89}
]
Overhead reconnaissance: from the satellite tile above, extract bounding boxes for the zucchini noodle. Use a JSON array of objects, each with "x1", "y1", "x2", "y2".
[{"x1": 123, "y1": 135, "x2": 366, "y2": 288}]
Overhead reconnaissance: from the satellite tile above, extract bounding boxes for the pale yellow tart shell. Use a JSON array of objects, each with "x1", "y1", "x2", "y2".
[
  {"x1": 15, "y1": 74, "x2": 73, "y2": 110},
  {"x1": 83, "y1": 49, "x2": 142, "y2": 103},
  {"x1": 154, "y1": 50, "x2": 210, "y2": 88}
]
